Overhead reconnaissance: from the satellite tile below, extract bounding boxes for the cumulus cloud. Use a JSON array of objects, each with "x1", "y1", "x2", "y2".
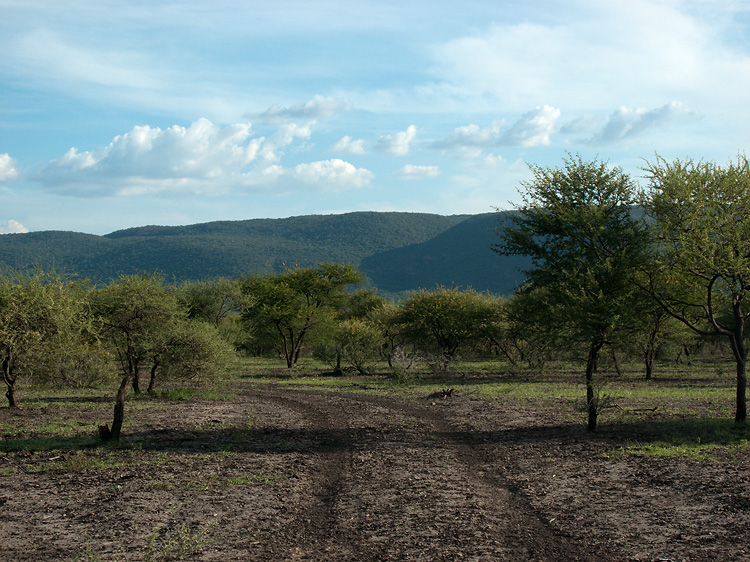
[
  {"x1": 332, "y1": 136, "x2": 367, "y2": 155},
  {"x1": 432, "y1": 106, "x2": 560, "y2": 155},
  {"x1": 259, "y1": 95, "x2": 351, "y2": 124},
  {"x1": 0, "y1": 220, "x2": 28, "y2": 234},
  {"x1": 399, "y1": 165, "x2": 441, "y2": 180},
  {"x1": 559, "y1": 115, "x2": 603, "y2": 135},
  {"x1": 431, "y1": 122, "x2": 503, "y2": 150},
  {"x1": 242, "y1": 159, "x2": 373, "y2": 192},
  {"x1": 32, "y1": 116, "x2": 375, "y2": 197},
  {"x1": 0, "y1": 154, "x2": 19, "y2": 182},
  {"x1": 375, "y1": 125, "x2": 417, "y2": 156},
  {"x1": 499, "y1": 105, "x2": 560, "y2": 147},
  {"x1": 586, "y1": 102, "x2": 692, "y2": 145},
  {"x1": 33, "y1": 118, "x2": 263, "y2": 195}
]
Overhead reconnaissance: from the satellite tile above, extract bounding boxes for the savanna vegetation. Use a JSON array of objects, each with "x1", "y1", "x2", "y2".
[{"x1": 1, "y1": 153, "x2": 750, "y2": 560}]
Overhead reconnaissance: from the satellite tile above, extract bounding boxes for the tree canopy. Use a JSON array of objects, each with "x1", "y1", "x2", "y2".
[
  {"x1": 240, "y1": 263, "x2": 363, "y2": 368},
  {"x1": 643, "y1": 154, "x2": 750, "y2": 422},
  {"x1": 496, "y1": 154, "x2": 648, "y2": 430}
]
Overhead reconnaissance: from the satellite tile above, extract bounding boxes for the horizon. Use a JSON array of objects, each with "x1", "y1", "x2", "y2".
[
  {"x1": 2, "y1": 1, "x2": 749, "y2": 235},
  {"x1": 5, "y1": 208, "x2": 488, "y2": 237}
]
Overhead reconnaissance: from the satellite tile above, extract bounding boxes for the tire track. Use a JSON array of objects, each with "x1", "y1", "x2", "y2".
[{"x1": 248, "y1": 387, "x2": 619, "y2": 561}]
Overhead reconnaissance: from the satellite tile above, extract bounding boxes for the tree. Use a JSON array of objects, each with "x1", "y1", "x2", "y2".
[
  {"x1": 149, "y1": 320, "x2": 234, "y2": 391},
  {"x1": 394, "y1": 286, "x2": 504, "y2": 367},
  {"x1": 176, "y1": 278, "x2": 242, "y2": 328},
  {"x1": 642, "y1": 154, "x2": 750, "y2": 422},
  {"x1": 240, "y1": 263, "x2": 363, "y2": 368},
  {"x1": 0, "y1": 270, "x2": 89, "y2": 407},
  {"x1": 495, "y1": 154, "x2": 648, "y2": 430},
  {"x1": 92, "y1": 273, "x2": 183, "y2": 440},
  {"x1": 314, "y1": 288, "x2": 387, "y2": 375}
]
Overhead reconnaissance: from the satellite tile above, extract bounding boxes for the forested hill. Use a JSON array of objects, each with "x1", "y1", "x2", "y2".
[{"x1": 0, "y1": 211, "x2": 529, "y2": 295}]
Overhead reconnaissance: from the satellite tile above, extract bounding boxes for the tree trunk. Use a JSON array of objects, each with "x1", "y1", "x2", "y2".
[
  {"x1": 2, "y1": 354, "x2": 17, "y2": 408},
  {"x1": 735, "y1": 357, "x2": 747, "y2": 423},
  {"x1": 333, "y1": 347, "x2": 343, "y2": 376},
  {"x1": 727, "y1": 315, "x2": 748, "y2": 424},
  {"x1": 586, "y1": 340, "x2": 604, "y2": 431},
  {"x1": 109, "y1": 375, "x2": 130, "y2": 441},
  {"x1": 148, "y1": 358, "x2": 159, "y2": 393},
  {"x1": 644, "y1": 347, "x2": 655, "y2": 381},
  {"x1": 132, "y1": 370, "x2": 141, "y2": 394}
]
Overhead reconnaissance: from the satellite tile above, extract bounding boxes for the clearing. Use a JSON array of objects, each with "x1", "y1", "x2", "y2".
[{"x1": 1, "y1": 369, "x2": 749, "y2": 561}]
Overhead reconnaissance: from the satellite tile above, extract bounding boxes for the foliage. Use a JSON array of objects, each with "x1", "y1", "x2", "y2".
[
  {"x1": 240, "y1": 263, "x2": 363, "y2": 368},
  {"x1": 394, "y1": 286, "x2": 505, "y2": 367},
  {"x1": 0, "y1": 269, "x2": 103, "y2": 406},
  {"x1": 154, "y1": 320, "x2": 234, "y2": 384},
  {"x1": 642, "y1": 153, "x2": 750, "y2": 422},
  {"x1": 333, "y1": 318, "x2": 383, "y2": 375},
  {"x1": 495, "y1": 154, "x2": 649, "y2": 430},
  {"x1": 175, "y1": 277, "x2": 243, "y2": 328},
  {"x1": 0, "y1": 212, "x2": 471, "y2": 289},
  {"x1": 92, "y1": 273, "x2": 183, "y2": 392}
]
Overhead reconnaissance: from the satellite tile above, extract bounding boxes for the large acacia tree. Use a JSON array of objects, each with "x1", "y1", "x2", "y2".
[
  {"x1": 92, "y1": 273, "x2": 184, "y2": 440},
  {"x1": 643, "y1": 154, "x2": 750, "y2": 423},
  {"x1": 495, "y1": 154, "x2": 648, "y2": 430},
  {"x1": 0, "y1": 270, "x2": 91, "y2": 407},
  {"x1": 240, "y1": 263, "x2": 362, "y2": 368},
  {"x1": 394, "y1": 286, "x2": 504, "y2": 364}
]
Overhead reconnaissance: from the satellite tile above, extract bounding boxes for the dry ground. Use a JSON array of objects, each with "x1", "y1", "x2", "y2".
[{"x1": 1, "y1": 374, "x2": 749, "y2": 561}]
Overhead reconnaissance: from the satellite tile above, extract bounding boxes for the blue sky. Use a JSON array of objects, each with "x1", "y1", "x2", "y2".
[{"x1": 1, "y1": 1, "x2": 749, "y2": 235}]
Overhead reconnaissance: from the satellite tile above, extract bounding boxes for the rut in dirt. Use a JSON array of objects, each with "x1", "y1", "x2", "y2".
[{"x1": 248, "y1": 387, "x2": 619, "y2": 561}]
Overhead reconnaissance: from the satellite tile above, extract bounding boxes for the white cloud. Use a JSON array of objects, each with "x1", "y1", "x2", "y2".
[
  {"x1": 585, "y1": 102, "x2": 693, "y2": 145},
  {"x1": 33, "y1": 118, "x2": 263, "y2": 195},
  {"x1": 428, "y1": 2, "x2": 750, "y2": 113},
  {"x1": 262, "y1": 122, "x2": 313, "y2": 162},
  {"x1": 259, "y1": 95, "x2": 352, "y2": 124},
  {"x1": 431, "y1": 122, "x2": 503, "y2": 150},
  {"x1": 559, "y1": 115, "x2": 603, "y2": 135},
  {"x1": 375, "y1": 125, "x2": 417, "y2": 156},
  {"x1": 499, "y1": 105, "x2": 560, "y2": 147},
  {"x1": 32, "y1": 116, "x2": 376, "y2": 197},
  {"x1": 332, "y1": 136, "x2": 367, "y2": 155},
  {"x1": 0, "y1": 220, "x2": 28, "y2": 234},
  {"x1": 242, "y1": 159, "x2": 373, "y2": 192},
  {"x1": 432, "y1": 106, "x2": 560, "y2": 155},
  {"x1": 400, "y1": 165, "x2": 441, "y2": 180},
  {"x1": 0, "y1": 154, "x2": 19, "y2": 181}
]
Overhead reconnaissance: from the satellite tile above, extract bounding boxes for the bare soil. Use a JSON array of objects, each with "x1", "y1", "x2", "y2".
[{"x1": 1, "y1": 380, "x2": 749, "y2": 561}]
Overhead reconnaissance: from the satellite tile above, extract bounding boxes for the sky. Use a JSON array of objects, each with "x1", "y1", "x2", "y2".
[{"x1": 1, "y1": 0, "x2": 749, "y2": 235}]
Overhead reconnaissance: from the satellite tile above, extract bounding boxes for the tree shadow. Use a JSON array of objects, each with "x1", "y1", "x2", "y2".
[{"x1": 4, "y1": 415, "x2": 747, "y2": 456}]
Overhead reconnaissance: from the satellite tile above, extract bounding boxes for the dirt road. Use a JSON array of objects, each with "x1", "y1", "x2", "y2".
[{"x1": 1, "y1": 383, "x2": 748, "y2": 560}]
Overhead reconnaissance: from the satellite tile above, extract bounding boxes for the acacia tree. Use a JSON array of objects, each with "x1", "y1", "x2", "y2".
[
  {"x1": 0, "y1": 270, "x2": 89, "y2": 407},
  {"x1": 240, "y1": 263, "x2": 363, "y2": 368},
  {"x1": 176, "y1": 278, "x2": 242, "y2": 328},
  {"x1": 495, "y1": 154, "x2": 648, "y2": 430},
  {"x1": 643, "y1": 154, "x2": 750, "y2": 423},
  {"x1": 92, "y1": 273, "x2": 183, "y2": 440},
  {"x1": 394, "y1": 286, "x2": 504, "y2": 367}
]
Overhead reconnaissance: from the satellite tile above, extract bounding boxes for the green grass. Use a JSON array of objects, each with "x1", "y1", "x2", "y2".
[{"x1": 604, "y1": 417, "x2": 750, "y2": 460}]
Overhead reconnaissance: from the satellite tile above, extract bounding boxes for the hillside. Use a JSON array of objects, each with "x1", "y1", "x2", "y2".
[
  {"x1": 360, "y1": 213, "x2": 529, "y2": 295},
  {"x1": 0, "y1": 211, "x2": 528, "y2": 294}
]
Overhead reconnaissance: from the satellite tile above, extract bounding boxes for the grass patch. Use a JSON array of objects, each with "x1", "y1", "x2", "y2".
[
  {"x1": 0, "y1": 435, "x2": 101, "y2": 453},
  {"x1": 606, "y1": 417, "x2": 750, "y2": 460}
]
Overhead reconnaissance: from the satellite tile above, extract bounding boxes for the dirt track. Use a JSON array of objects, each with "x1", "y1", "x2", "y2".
[{"x1": 1, "y1": 383, "x2": 749, "y2": 561}]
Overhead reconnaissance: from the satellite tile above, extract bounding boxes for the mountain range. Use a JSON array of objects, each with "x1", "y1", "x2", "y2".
[{"x1": 0, "y1": 211, "x2": 530, "y2": 296}]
